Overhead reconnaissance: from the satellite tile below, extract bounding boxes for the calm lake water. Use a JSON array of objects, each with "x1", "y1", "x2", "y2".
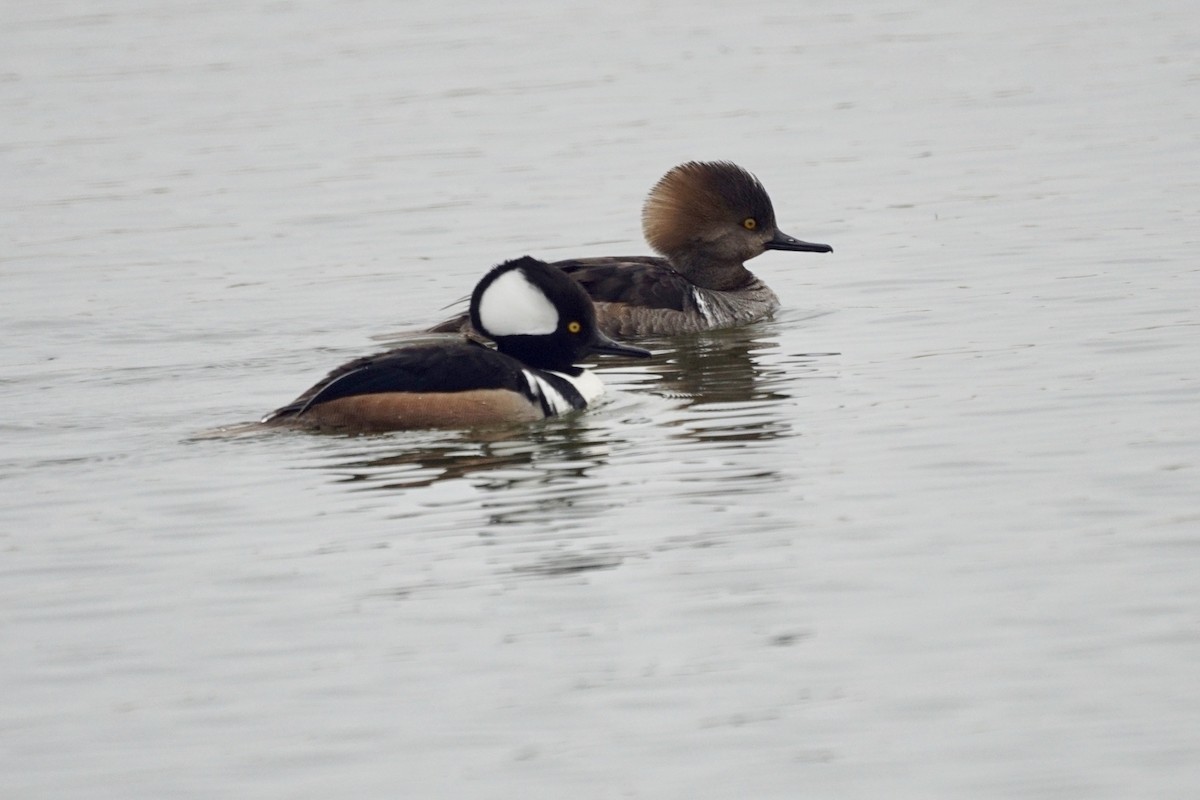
[{"x1": 3, "y1": 1, "x2": 1199, "y2": 797}]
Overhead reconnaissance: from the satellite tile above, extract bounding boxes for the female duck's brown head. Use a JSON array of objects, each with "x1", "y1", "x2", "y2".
[{"x1": 641, "y1": 161, "x2": 831, "y2": 290}]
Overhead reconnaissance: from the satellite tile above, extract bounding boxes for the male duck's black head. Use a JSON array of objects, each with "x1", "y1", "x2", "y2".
[
  {"x1": 470, "y1": 256, "x2": 651, "y2": 371},
  {"x1": 641, "y1": 161, "x2": 832, "y2": 289}
]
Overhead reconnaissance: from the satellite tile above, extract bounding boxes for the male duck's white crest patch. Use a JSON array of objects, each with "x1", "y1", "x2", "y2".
[{"x1": 477, "y1": 269, "x2": 559, "y2": 337}]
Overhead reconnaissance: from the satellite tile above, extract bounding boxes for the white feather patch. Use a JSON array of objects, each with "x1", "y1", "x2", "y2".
[
  {"x1": 477, "y1": 269, "x2": 559, "y2": 337},
  {"x1": 522, "y1": 370, "x2": 575, "y2": 415},
  {"x1": 691, "y1": 287, "x2": 715, "y2": 324},
  {"x1": 521, "y1": 369, "x2": 605, "y2": 416},
  {"x1": 549, "y1": 369, "x2": 605, "y2": 405}
]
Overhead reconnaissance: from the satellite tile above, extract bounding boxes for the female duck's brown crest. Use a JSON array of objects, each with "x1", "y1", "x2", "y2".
[{"x1": 641, "y1": 161, "x2": 777, "y2": 257}]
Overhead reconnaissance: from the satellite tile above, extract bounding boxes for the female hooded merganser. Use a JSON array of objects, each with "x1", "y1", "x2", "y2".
[
  {"x1": 431, "y1": 161, "x2": 832, "y2": 338},
  {"x1": 262, "y1": 256, "x2": 651, "y2": 433}
]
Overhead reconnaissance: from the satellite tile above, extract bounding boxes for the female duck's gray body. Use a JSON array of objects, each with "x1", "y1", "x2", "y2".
[
  {"x1": 263, "y1": 257, "x2": 649, "y2": 433},
  {"x1": 551, "y1": 254, "x2": 784, "y2": 337},
  {"x1": 430, "y1": 161, "x2": 832, "y2": 338}
]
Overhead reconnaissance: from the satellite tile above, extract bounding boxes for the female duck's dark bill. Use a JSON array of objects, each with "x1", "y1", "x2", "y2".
[
  {"x1": 766, "y1": 229, "x2": 834, "y2": 253},
  {"x1": 590, "y1": 330, "x2": 652, "y2": 359}
]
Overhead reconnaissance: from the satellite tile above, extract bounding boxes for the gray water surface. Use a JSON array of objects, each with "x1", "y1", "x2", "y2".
[{"x1": 3, "y1": 2, "x2": 1199, "y2": 798}]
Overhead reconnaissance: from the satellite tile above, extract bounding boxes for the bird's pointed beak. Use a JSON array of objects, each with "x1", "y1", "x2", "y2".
[{"x1": 766, "y1": 228, "x2": 833, "y2": 253}]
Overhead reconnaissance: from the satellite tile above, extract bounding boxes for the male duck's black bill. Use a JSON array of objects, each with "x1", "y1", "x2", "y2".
[
  {"x1": 589, "y1": 331, "x2": 652, "y2": 359},
  {"x1": 766, "y1": 228, "x2": 833, "y2": 253}
]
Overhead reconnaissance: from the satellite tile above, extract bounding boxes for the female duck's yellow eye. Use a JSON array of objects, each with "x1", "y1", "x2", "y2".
[
  {"x1": 743, "y1": 217, "x2": 758, "y2": 230},
  {"x1": 567, "y1": 321, "x2": 582, "y2": 334}
]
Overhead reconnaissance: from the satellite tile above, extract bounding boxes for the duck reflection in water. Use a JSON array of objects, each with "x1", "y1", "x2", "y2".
[
  {"x1": 313, "y1": 416, "x2": 618, "y2": 492},
  {"x1": 605, "y1": 322, "x2": 837, "y2": 446},
  {"x1": 304, "y1": 421, "x2": 632, "y2": 578}
]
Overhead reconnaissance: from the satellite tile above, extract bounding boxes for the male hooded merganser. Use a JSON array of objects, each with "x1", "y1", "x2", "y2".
[
  {"x1": 430, "y1": 161, "x2": 832, "y2": 338},
  {"x1": 262, "y1": 257, "x2": 650, "y2": 433}
]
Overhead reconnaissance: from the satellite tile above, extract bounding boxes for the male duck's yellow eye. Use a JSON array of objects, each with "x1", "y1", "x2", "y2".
[
  {"x1": 567, "y1": 321, "x2": 582, "y2": 334},
  {"x1": 742, "y1": 217, "x2": 758, "y2": 230}
]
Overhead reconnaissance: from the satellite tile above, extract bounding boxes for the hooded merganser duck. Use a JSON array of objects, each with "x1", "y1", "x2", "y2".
[
  {"x1": 262, "y1": 257, "x2": 650, "y2": 433},
  {"x1": 430, "y1": 161, "x2": 832, "y2": 338}
]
